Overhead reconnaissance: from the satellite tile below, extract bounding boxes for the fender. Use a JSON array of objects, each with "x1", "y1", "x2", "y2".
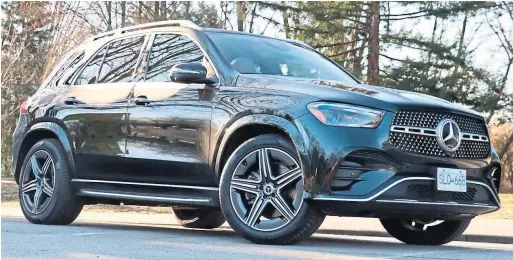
[
  {"x1": 23, "y1": 121, "x2": 77, "y2": 178},
  {"x1": 213, "y1": 114, "x2": 308, "y2": 181}
]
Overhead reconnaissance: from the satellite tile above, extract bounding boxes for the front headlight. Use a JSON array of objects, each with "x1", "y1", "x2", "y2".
[{"x1": 307, "y1": 102, "x2": 385, "y2": 128}]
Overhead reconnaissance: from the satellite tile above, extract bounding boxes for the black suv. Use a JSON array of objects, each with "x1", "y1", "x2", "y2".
[{"x1": 13, "y1": 20, "x2": 501, "y2": 245}]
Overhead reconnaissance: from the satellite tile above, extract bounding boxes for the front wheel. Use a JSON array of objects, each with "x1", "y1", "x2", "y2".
[
  {"x1": 380, "y1": 218, "x2": 471, "y2": 245},
  {"x1": 219, "y1": 134, "x2": 325, "y2": 245}
]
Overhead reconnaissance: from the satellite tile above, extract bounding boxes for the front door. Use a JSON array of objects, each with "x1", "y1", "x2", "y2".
[
  {"x1": 123, "y1": 33, "x2": 217, "y2": 186},
  {"x1": 56, "y1": 35, "x2": 146, "y2": 181}
]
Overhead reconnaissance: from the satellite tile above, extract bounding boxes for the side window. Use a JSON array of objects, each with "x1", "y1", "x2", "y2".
[
  {"x1": 43, "y1": 51, "x2": 85, "y2": 88},
  {"x1": 98, "y1": 36, "x2": 144, "y2": 83},
  {"x1": 75, "y1": 46, "x2": 107, "y2": 85},
  {"x1": 55, "y1": 52, "x2": 85, "y2": 86},
  {"x1": 145, "y1": 34, "x2": 213, "y2": 82}
]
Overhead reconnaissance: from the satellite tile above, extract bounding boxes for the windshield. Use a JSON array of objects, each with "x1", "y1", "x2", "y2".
[{"x1": 206, "y1": 32, "x2": 359, "y2": 83}]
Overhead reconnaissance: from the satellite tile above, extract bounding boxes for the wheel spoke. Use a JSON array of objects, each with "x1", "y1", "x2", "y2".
[
  {"x1": 275, "y1": 168, "x2": 302, "y2": 188},
  {"x1": 42, "y1": 181, "x2": 53, "y2": 197},
  {"x1": 30, "y1": 156, "x2": 42, "y2": 179},
  {"x1": 258, "y1": 148, "x2": 272, "y2": 179},
  {"x1": 32, "y1": 187, "x2": 43, "y2": 214},
  {"x1": 271, "y1": 194, "x2": 295, "y2": 221},
  {"x1": 22, "y1": 179, "x2": 37, "y2": 194},
  {"x1": 231, "y1": 178, "x2": 260, "y2": 195},
  {"x1": 245, "y1": 196, "x2": 267, "y2": 227},
  {"x1": 41, "y1": 157, "x2": 53, "y2": 177}
]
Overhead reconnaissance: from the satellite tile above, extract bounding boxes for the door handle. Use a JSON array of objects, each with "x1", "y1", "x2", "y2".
[
  {"x1": 65, "y1": 96, "x2": 85, "y2": 105},
  {"x1": 134, "y1": 95, "x2": 152, "y2": 106}
]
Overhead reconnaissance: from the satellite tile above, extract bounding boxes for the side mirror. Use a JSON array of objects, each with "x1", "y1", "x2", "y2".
[{"x1": 169, "y1": 63, "x2": 218, "y2": 85}]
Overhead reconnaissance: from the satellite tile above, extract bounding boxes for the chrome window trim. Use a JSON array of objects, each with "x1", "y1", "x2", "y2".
[
  {"x1": 390, "y1": 125, "x2": 489, "y2": 142},
  {"x1": 71, "y1": 179, "x2": 219, "y2": 191}
]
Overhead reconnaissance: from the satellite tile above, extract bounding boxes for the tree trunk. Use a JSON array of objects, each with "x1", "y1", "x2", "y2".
[
  {"x1": 154, "y1": 1, "x2": 160, "y2": 21},
  {"x1": 121, "y1": 1, "x2": 126, "y2": 27},
  {"x1": 138, "y1": 1, "x2": 142, "y2": 23},
  {"x1": 236, "y1": 1, "x2": 245, "y2": 32},
  {"x1": 248, "y1": 3, "x2": 257, "y2": 33},
  {"x1": 499, "y1": 132, "x2": 513, "y2": 159},
  {"x1": 486, "y1": 58, "x2": 512, "y2": 123},
  {"x1": 106, "y1": 1, "x2": 112, "y2": 30},
  {"x1": 282, "y1": 2, "x2": 290, "y2": 38},
  {"x1": 161, "y1": 1, "x2": 166, "y2": 20},
  {"x1": 366, "y1": 1, "x2": 380, "y2": 85},
  {"x1": 184, "y1": 2, "x2": 191, "y2": 20}
]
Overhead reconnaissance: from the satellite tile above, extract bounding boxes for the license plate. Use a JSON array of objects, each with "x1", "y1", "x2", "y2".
[{"x1": 437, "y1": 168, "x2": 467, "y2": 192}]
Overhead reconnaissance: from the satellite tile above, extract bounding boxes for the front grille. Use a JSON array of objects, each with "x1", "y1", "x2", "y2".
[
  {"x1": 407, "y1": 184, "x2": 477, "y2": 202},
  {"x1": 393, "y1": 110, "x2": 487, "y2": 135},
  {"x1": 390, "y1": 110, "x2": 490, "y2": 158}
]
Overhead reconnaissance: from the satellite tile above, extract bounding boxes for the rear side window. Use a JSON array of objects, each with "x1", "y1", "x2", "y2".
[
  {"x1": 75, "y1": 46, "x2": 107, "y2": 85},
  {"x1": 42, "y1": 51, "x2": 85, "y2": 88},
  {"x1": 98, "y1": 36, "x2": 144, "y2": 83},
  {"x1": 145, "y1": 34, "x2": 208, "y2": 82}
]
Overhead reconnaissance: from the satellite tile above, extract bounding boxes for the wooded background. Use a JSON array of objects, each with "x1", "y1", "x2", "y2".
[{"x1": 2, "y1": 1, "x2": 512, "y2": 192}]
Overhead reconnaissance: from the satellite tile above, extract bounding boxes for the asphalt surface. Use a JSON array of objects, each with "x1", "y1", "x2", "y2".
[{"x1": 2, "y1": 216, "x2": 513, "y2": 260}]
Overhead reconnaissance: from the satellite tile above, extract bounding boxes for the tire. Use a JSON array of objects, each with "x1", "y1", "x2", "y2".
[
  {"x1": 172, "y1": 207, "x2": 226, "y2": 229},
  {"x1": 380, "y1": 218, "x2": 472, "y2": 245},
  {"x1": 219, "y1": 134, "x2": 325, "y2": 245},
  {"x1": 18, "y1": 138, "x2": 83, "y2": 225}
]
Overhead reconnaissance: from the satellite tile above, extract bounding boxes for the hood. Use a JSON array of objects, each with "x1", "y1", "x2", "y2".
[{"x1": 236, "y1": 74, "x2": 484, "y2": 118}]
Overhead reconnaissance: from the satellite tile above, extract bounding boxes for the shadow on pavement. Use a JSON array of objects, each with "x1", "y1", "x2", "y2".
[{"x1": 3, "y1": 217, "x2": 513, "y2": 260}]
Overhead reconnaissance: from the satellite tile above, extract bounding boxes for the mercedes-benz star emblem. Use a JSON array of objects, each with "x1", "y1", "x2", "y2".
[{"x1": 436, "y1": 119, "x2": 462, "y2": 155}]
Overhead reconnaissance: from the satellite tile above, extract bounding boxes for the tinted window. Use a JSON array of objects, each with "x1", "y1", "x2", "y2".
[
  {"x1": 206, "y1": 32, "x2": 358, "y2": 83},
  {"x1": 44, "y1": 51, "x2": 85, "y2": 88},
  {"x1": 98, "y1": 36, "x2": 144, "y2": 83},
  {"x1": 75, "y1": 46, "x2": 107, "y2": 85},
  {"x1": 146, "y1": 34, "x2": 211, "y2": 82}
]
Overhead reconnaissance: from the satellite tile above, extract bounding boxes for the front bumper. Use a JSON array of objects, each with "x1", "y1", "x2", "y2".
[
  {"x1": 293, "y1": 111, "x2": 501, "y2": 218},
  {"x1": 312, "y1": 176, "x2": 500, "y2": 218}
]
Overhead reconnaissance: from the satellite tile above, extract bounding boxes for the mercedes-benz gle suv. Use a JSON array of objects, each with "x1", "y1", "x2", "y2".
[{"x1": 12, "y1": 20, "x2": 501, "y2": 245}]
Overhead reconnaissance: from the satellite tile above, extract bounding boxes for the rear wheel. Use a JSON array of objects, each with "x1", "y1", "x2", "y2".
[
  {"x1": 172, "y1": 207, "x2": 225, "y2": 229},
  {"x1": 220, "y1": 134, "x2": 325, "y2": 245},
  {"x1": 380, "y1": 218, "x2": 471, "y2": 245},
  {"x1": 19, "y1": 138, "x2": 83, "y2": 225}
]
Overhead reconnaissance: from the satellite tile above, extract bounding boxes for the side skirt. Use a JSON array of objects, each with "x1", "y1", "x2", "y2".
[{"x1": 72, "y1": 179, "x2": 220, "y2": 207}]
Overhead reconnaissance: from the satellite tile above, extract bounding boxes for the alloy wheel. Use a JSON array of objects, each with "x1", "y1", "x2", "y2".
[
  {"x1": 229, "y1": 147, "x2": 303, "y2": 231},
  {"x1": 21, "y1": 150, "x2": 55, "y2": 215}
]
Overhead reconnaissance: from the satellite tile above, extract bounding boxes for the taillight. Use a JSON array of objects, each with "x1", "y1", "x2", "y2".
[{"x1": 20, "y1": 100, "x2": 28, "y2": 114}]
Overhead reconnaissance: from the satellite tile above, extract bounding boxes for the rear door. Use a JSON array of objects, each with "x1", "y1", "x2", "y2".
[
  {"x1": 55, "y1": 35, "x2": 147, "y2": 181},
  {"x1": 122, "y1": 33, "x2": 218, "y2": 186}
]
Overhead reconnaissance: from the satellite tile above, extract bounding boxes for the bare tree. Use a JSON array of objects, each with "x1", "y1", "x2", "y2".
[
  {"x1": 367, "y1": 1, "x2": 380, "y2": 85},
  {"x1": 485, "y1": 6, "x2": 513, "y2": 124}
]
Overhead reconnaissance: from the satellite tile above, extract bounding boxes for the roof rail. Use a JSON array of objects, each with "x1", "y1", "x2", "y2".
[{"x1": 86, "y1": 20, "x2": 201, "y2": 42}]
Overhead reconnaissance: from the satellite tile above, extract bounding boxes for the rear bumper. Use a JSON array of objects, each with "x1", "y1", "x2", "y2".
[{"x1": 309, "y1": 176, "x2": 500, "y2": 218}]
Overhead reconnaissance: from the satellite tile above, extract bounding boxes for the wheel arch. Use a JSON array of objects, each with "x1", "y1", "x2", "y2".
[
  {"x1": 213, "y1": 114, "x2": 307, "y2": 182},
  {"x1": 14, "y1": 121, "x2": 76, "y2": 184}
]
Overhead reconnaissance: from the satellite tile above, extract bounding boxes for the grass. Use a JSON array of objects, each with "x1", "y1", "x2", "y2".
[{"x1": 2, "y1": 181, "x2": 513, "y2": 219}]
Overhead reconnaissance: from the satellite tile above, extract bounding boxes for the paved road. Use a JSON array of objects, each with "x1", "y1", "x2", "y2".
[{"x1": 2, "y1": 217, "x2": 513, "y2": 260}]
